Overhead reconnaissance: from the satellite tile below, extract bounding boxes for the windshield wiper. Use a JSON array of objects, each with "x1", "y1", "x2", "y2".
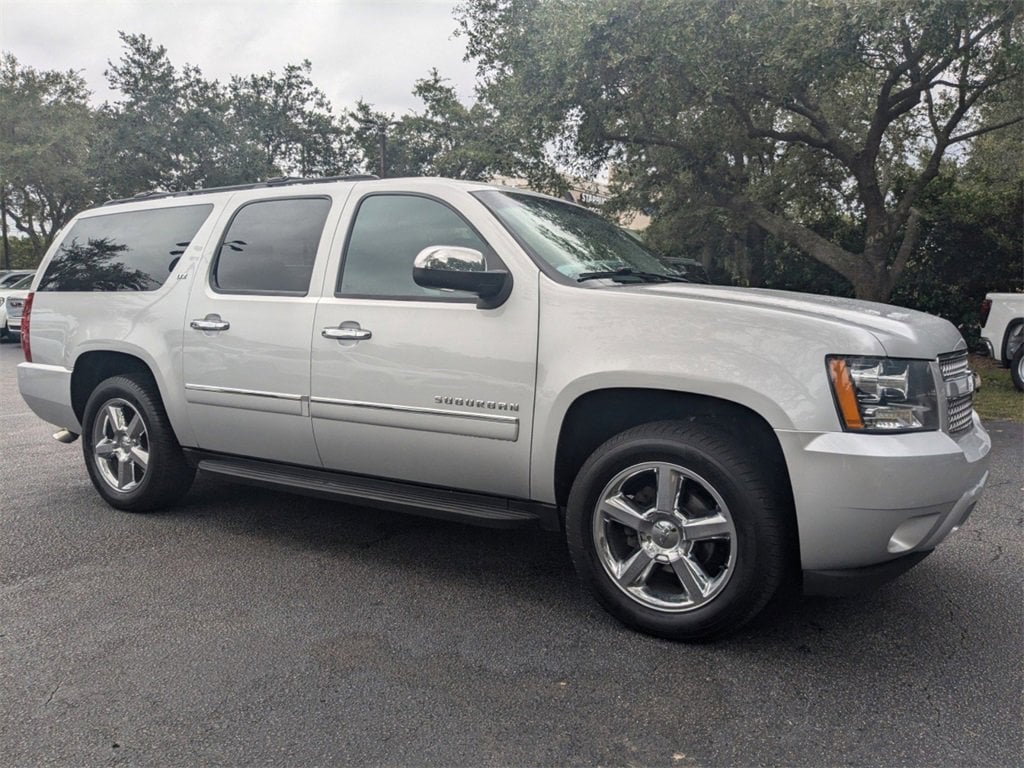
[{"x1": 577, "y1": 267, "x2": 689, "y2": 283}]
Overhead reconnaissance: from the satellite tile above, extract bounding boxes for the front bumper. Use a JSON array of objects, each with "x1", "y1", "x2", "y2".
[
  {"x1": 776, "y1": 414, "x2": 990, "y2": 588},
  {"x1": 803, "y1": 550, "x2": 933, "y2": 596}
]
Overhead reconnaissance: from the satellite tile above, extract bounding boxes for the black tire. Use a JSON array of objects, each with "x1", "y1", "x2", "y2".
[
  {"x1": 81, "y1": 374, "x2": 195, "y2": 512},
  {"x1": 566, "y1": 420, "x2": 793, "y2": 641},
  {"x1": 1011, "y1": 345, "x2": 1024, "y2": 392}
]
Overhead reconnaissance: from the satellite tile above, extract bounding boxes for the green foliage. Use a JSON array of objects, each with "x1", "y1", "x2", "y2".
[
  {"x1": 1, "y1": 236, "x2": 39, "y2": 269},
  {"x1": 98, "y1": 34, "x2": 352, "y2": 198},
  {"x1": 0, "y1": 54, "x2": 96, "y2": 259},
  {"x1": 972, "y1": 357, "x2": 1024, "y2": 422},
  {"x1": 4, "y1": 14, "x2": 1020, "y2": 324},
  {"x1": 347, "y1": 69, "x2": 547, "y2": 183},
  {"x1": 228, "y1": 60, "x2": 353, "y2": 178},
  {"x1": 98, "y1": 34, "x2": 247, "y2": 195},
  {"x1": 1, "y1": 37, "x2": 365, "y2": 259},
  {"x1": 892, "y1": 171, "x2": 1023, "y2": 347},
  {"x1": 457, "y1": 0, "x2": 1023, "y2": 300}
]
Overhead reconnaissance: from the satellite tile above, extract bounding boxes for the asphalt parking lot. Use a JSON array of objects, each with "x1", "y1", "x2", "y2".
[{"x1": 1, "y1": 341, "x2": 1021, "y2": 767}]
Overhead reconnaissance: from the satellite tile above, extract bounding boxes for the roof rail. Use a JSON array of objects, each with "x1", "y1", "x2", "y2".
[{"x1": 102, "y1": 174, "x2": 379, "y2": 207}]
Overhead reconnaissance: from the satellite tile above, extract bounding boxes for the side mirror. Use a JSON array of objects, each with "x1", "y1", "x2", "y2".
[{"x1": 413, "y1": 246, "x2": 512, "y2": 308}]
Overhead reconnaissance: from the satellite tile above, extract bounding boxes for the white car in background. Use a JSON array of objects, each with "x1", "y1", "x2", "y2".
[
  {"x1": 0, "y1": 270, "x2": 33, "y2": 288},
  {"x1": 0, "y1": 273, "x2": 34, "y2": 342},
  {"x1": 980, "y1": 293, "x2": 1024, "y2": 391}
]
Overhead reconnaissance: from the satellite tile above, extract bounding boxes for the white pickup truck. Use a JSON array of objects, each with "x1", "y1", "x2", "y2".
[
  {"x1": 16, "y1": 177, "x2": 990, "y2": 639},
  {"x1": 980, "y1": 292, "x2": 1024, "y2": 391}
]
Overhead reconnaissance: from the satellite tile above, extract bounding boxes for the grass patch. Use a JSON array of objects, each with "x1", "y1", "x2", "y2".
[{"x1": 971, "y1": 354, "x2": 1023, "y2": 422}]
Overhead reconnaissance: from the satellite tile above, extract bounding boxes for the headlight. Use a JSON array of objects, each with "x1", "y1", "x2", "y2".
[{"x1": 827, "y1": 356, "x2": 938, "y2": 432}]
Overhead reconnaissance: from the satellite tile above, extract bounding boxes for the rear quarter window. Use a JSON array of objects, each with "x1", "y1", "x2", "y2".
[{"x1": 38, "y1": 204, "x2": 214, "y2": 292}]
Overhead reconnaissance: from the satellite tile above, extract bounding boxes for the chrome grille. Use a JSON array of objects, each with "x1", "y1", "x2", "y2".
[
  {"x1": 7, "y1": 297, "x2": 23, "y2": 319},
  {"x1": 938, "y1": 350, "x2": 969, "y2": 380},
  {"x1": 947, "y1": 393, "x2": 974, "y2": 435},
  {"x1": 938, "y1": 350, "x2": 974, "y2": 436}
]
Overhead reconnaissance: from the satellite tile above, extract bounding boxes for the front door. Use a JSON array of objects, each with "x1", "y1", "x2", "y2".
[{"x1": 310, "y1": 192, "x2": 538, "y2": 498}]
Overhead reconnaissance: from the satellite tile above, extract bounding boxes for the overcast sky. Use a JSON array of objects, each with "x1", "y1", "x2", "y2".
[{"x1": 1, "y1": 0, "x2": 479, "y2": 115}]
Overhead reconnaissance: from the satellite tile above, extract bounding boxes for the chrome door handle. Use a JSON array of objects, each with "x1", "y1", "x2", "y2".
[
  {"x1": 191, "y1": 317, "x2": 230, "y2": 332},
  {"x1": 322, "y1": 326, "x2": 372, "y2": 341}
]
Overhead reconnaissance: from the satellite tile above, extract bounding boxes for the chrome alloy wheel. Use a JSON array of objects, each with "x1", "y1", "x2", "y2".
[
  {"x1": 91, "y1": 398, "x2": 150, "y2": 493},
  {"x1": 592, "y1": 461, "x2": 737, "y2": 612}
]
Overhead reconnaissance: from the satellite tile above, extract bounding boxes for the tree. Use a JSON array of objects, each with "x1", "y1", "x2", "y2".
[
  {"x1": 458, "y1": 0, "x2": 1023, "y2": 301},
  {"x1": 348, "y1": 70, "x2": 559, "y2": 184},
  {"x1": 0, "y1": 54, "x2": 96, "y2": 263},
  {"x1": 228, "y1": 61, "x2": 352, "y2": 177},
  {"x1": 98, "y1": 33, "x2": 258, "y2": 197},
  {"x1": 99, "y1": 34, "x2": 353, "y2": 198}
]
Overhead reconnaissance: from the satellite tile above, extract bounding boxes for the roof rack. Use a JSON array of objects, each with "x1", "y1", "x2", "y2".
[{"x1": 102, "y1": 174, "x2": 379, "y2": 207}]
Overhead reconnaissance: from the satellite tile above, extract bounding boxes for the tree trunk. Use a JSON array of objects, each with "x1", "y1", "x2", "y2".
[
  {"x1": 0, "y1": 187, "x2": 10, "y2": 271},
  {"x1": 848, "y1": 270, "x2": 894, "y2": 303},
  {"x1": 736, "y1": 197, "x2": 911, "y2": 303}
]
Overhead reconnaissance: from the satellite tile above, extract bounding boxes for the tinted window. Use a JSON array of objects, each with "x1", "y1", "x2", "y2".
[
  {"x1": 38, "y1": 205, "x2": 212, "y2": 292},
  {"x1": 338, "y1": 195, "x2": 488, "y2": 299},
  {"x1": 474, "y1": 190, "x2": 677, "y2": 281},
  {"x1": 213, "y1": 197, "x2": 331, "y2": 294}
]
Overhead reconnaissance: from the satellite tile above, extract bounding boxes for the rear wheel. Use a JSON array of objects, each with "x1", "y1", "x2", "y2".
[
  {"x1": 566, "y1": 420, "x2": 792, "y2": 640},
  {"x1": 81, "y1": 374, "x2": 195, "y2": 511},
  {"x1": 1011, "y1": 345, "x2": 1024, "y2": 392}
]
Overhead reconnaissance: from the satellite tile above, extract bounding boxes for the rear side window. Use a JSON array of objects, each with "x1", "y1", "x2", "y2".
[
  {"x1": 212, "y1": 197, "x2": 331, "y2": 295},
  {"x1": 38, "y1": 205, "x2": 213, "y2": 292}
]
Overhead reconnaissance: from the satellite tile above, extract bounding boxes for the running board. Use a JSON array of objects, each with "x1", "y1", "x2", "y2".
[{"x1": 186, "y1": 452, "x2": 560, "y2": 531}]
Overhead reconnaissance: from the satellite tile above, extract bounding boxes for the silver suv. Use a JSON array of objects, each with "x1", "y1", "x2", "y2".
[{"x1": 17, "y1": 176, "x2": 991, "y2": 639}]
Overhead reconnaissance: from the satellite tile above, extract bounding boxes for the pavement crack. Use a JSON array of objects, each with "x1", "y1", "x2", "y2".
[{"x1": 44, "y1": 682, "x2": 61, "y2": 706}]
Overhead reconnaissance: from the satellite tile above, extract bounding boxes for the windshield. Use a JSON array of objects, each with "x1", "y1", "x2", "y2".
[
  {"x1": 474, "y1": 190, "x2": 679, "y2": 282},
  {"x1": 10, "y1": 275, "x2": 33, "y2": 289}
]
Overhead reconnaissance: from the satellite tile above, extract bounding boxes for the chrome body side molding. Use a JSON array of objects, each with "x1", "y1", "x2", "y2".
[{"x1": 309, "y1": 396, "x2": 520, "y2": 441}]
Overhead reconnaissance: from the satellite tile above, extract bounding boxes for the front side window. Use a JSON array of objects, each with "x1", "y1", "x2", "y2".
[
  {"x1": 213, "y1": 197, "x2": 331, "y2": 294},
  {"x1": 38, "y1": 204, "x2": 213, "y2": 292},
  {"x1": 337, "y1": 194, "x2": 489, "y2": 299}
]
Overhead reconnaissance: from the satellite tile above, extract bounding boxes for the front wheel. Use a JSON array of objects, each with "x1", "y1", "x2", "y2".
[
  {"x1": 1011, "y1": 345, "x2": 1024, "y2": 392},
  {"x1": 81, "y1": 374, "x2": 195, "y2": 511},
  {"x1": 566, "y1": 420, "x2": 793, "y2": 640}
]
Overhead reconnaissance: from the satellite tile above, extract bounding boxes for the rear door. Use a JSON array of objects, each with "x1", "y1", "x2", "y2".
[{"x1": 182, "y1": 191, "x2": 347, "y2": 466}]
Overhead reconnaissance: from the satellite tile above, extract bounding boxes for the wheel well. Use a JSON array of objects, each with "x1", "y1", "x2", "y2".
[
  {"x1": 554, "y1": 389, "x2": 793, "y2": 509},
  {"x1": 1001, "y1": 319, "x2": 1023, "y2": 364},
  {"x1": 71, "y1": 351, "x2": 155, "y2": 424}
]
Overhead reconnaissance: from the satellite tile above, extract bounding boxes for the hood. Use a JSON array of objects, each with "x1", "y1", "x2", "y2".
[{"x1": 612, "y1": 283, "x2": 966, "y2": 358}]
